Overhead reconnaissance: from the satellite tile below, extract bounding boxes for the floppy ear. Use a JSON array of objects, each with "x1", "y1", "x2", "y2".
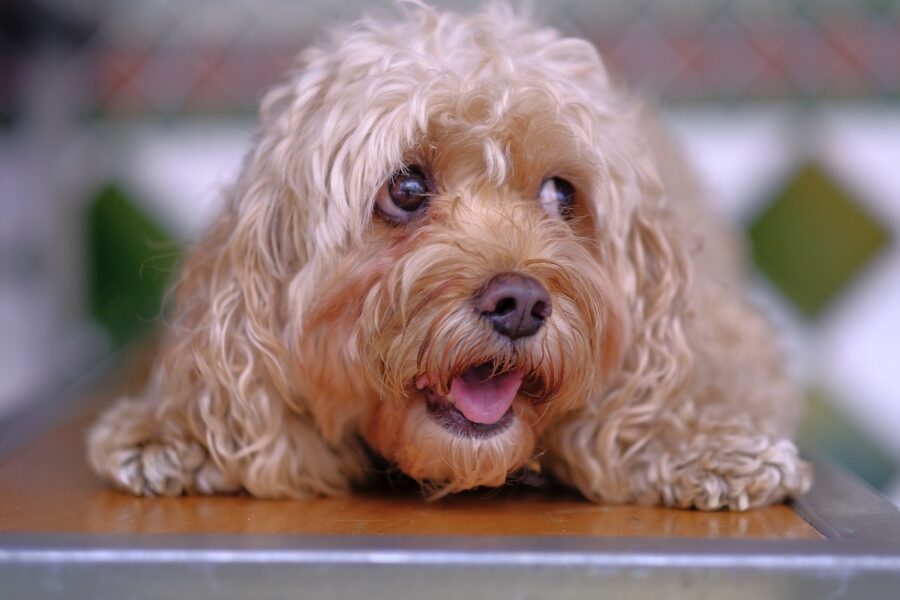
[
  {"x1": 183, "y1": 51, "x2": 387, "y2": 489},
  {"x1": 86, "y1": 53, "x2": 371, "y2": 497},
  {"x1": 542, "y1": 107, "x2": 694, "y2": 503},
  {"x1": 162, "y1": 73, "x2": 309, "y2": 402}
]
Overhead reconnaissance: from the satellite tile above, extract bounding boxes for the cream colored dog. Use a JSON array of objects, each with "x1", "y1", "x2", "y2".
[{"x1": 87, "y1": 4, "x2": 812, "y2": 510}]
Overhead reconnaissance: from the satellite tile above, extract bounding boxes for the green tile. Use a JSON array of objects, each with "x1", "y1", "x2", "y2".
[
  {"x1": 749, "y1": 163, "x2": 890, "y2": 318},
  {"x1": 799, "y1": 389, "x2": 898, "y2": 490},
  {"x1": 86, "y1": 184, "x2": 181, "y2": 345}
]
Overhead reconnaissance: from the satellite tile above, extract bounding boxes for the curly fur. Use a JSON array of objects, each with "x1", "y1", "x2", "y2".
[{"x1": 87, "y1": 3, "x2": 812, "y2": 510}]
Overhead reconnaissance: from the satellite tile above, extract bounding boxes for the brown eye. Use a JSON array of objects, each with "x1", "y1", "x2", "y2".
[
  {"x1": 375, "y1": 166, "x2": 432, "y2": 222},
  {"x1": 539, "y1": 177, "x2": 575, "y2": 219}
]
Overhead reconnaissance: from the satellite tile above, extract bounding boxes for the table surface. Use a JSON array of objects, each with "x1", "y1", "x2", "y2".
[{"x1": 0, "y1": 344, "x2": 822, "y2": 540}]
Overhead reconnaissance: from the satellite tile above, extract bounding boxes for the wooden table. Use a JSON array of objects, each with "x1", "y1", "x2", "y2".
[{"x1": 1, "y1": 344, "x2": 899, "y2": 598}]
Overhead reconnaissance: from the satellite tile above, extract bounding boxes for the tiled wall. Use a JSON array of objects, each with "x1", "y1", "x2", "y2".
[{"x1": 669, "y1": 108, "x2": 900, "y2": 496}]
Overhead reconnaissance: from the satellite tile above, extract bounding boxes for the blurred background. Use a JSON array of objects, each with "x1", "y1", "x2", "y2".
[{"x1": 1, "y1": 0, "x2": 898, "y2": 503}]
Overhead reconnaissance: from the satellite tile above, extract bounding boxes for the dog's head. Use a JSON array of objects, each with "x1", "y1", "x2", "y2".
[{"x1": 201, "y1": 5, "x2": 678, "y2": 496}]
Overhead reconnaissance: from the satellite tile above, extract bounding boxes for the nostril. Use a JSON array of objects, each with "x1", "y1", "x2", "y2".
[
  {"x1": 531, "y1": 300, "x2": 549, "y2": 320},
  {"x1": 493, "y1": 297, "x2": 517, "y2": 316}
]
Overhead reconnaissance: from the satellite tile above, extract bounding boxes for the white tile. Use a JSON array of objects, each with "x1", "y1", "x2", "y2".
[
  {"x1": 118, "y1": 120, "x2": 254, "y2": 239},
  {"x1": 819, "y1": 250, "x2": 900, "y2": 460},
  {"x1": 817, "y1": 107, "x2": 900, "y2": 229},
  {"x1": 664, "y1": 107, "x2": 794, "y2": 222}
]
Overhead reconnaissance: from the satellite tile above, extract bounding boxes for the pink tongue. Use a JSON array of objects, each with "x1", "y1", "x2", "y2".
[{"x1": 449, "y1": 366, "x2": 525, "y2": 425}]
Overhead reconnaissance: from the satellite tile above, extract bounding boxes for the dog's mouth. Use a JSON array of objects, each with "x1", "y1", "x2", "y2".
[{"x1": 415, "y1": 362, "x2": 528, "y2": 438}]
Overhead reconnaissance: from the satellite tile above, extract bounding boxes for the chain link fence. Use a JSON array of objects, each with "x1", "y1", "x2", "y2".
[{"x1": 3, "y1": 0, "x2": 899, "y2": 122}]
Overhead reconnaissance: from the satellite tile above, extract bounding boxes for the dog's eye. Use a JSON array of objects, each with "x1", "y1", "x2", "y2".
[
  {"x1": 375, "y1": 167, "x2": 432, "y2": 222},
  {"x1": 539, "y1": 177, "x2": 575, "y2": 219}
]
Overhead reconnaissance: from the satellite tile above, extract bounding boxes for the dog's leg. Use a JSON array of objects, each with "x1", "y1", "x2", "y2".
[
  {"x1": 236, "y1": 410, "x2": 369, "y2": 499},
  {"x1": 548, "y1": 402, "x2": 812, "y2": 511},
  {"x1": 87, "y1": 391, "x2": 368, "y2": 498},
  {"x1": 86, "y1": 396, "x2": 241, "y2": 496},
  {"x1": 631, "y1": 291, "x2": 814, "y2": 510},
  {"x1": 624, "y1": 420, "x2": 813, "y2": 511},
  {"x1": 547, "y1": 289, "x2": 813, "y2": 510}
]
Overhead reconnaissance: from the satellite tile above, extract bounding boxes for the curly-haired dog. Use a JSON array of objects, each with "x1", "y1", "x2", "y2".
[{"x1": 87, "y1": 4, "x2": 812, "y2": 510}]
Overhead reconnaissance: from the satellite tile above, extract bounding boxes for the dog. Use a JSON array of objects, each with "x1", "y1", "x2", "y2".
[{"x1": 87, "y1": 4, "x2": 812, "y2": 510}]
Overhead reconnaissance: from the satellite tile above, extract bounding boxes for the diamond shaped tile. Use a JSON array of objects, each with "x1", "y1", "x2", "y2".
[
  {"x1": 749, "y1": 163, "x2": 890, "y2": 318},
  {"x1": 86, "y1": 184, "x2": 181, "y2": 345}
]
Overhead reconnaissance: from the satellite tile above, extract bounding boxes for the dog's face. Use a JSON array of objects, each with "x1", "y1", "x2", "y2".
[
  {"x1": 355, "y1": 111, "x2": 622, "y2": 495},
  {"x1": 268, "y1": 8, "x2": 646, "y2": 496}
]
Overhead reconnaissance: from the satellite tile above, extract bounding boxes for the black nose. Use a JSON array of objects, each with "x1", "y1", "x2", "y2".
[{"x1": 475, "y1": 273, "x2": 552, "y2": 340}]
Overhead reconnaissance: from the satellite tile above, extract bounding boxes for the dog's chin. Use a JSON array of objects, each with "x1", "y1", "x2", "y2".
[
  {"x1": 393, "y1": 400, "x2": 537, "y2": 495},
  {"x1": 360, "y1": 359, "x2": 547, "y2": 495}
]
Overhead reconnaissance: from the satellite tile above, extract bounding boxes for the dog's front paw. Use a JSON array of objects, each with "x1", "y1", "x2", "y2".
[
  {"x1": 107, "y1": 440, "x2": 204, "y2": 496},
  {"x1": 87, "y1": 397, "x2": 244, "y2": 496},
  {"x1": 96, "y1": 437, "x2": 240, "y2": 497},
  {"x1": 650, "y1": 437, "x2": 812, "y2": 511}
]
